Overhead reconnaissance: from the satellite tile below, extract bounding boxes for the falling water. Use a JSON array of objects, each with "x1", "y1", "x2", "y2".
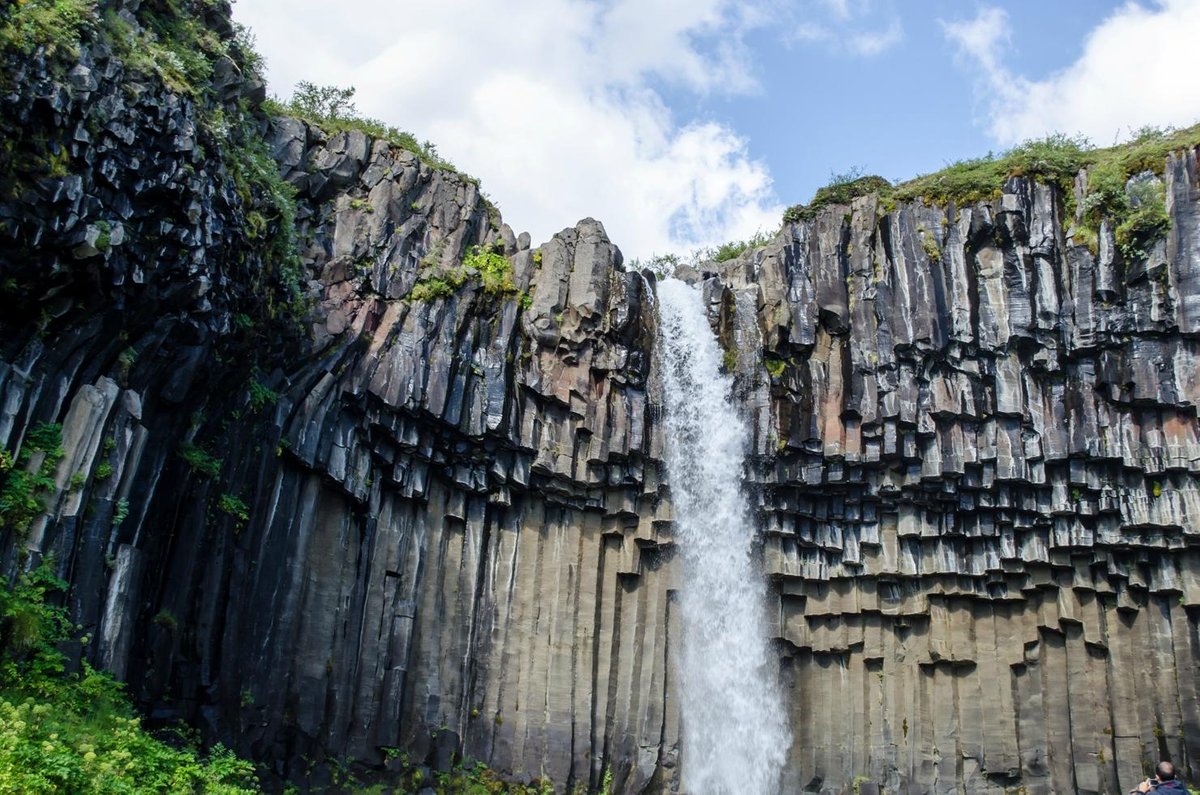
[{"x1": 656, "y1": 278, "x2": 791, "y2": 794}]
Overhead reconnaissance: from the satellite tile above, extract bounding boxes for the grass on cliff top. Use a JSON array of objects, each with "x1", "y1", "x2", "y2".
[
  {"x1": 266, "y1": 81, "x2": 464, "y2": 175},
  {"x1": 784, "y1": 123, "x2": 1200, "y2": 221}
]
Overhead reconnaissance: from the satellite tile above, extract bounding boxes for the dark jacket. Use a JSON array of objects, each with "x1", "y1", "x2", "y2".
[{"x1": 1153, "y1": 781, "x2": 1187, "y2": 792}]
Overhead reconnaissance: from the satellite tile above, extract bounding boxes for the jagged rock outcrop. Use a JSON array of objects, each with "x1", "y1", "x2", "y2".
[{"x1": 4, "y1": 4, "x2": 1200, "y2": 794}]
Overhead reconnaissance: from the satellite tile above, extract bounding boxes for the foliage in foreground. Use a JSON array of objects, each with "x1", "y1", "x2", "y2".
[{"x1": 0, "y1": 561, "x2": 259, "y2": 793}]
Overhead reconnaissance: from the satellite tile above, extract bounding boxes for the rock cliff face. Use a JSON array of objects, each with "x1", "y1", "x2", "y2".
[{"x1": 4, "y1": 4, "x2": 1200, "y2": 794}]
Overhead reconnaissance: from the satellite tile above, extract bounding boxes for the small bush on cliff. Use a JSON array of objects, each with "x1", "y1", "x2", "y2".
[
  {"x1": 0, "y1": 423, "x2": 63, "y2": 539},
  {"x1": 464, "y1": 246, "x2": 517, "y2": 295},
  {"x1": 410, "y1": 245, "x2": 523, "y2": 303},
  {"x1": 271, "y1": 82, "x2": 459, "y2": 172},
  {"x1": 179, "y1": 441, "x2": 222, "y2": 479},
  {"x1": 711, "y1": 229, "x2": 773, "y2": 262},
  {"x1": 0, "y1": 561, "x2": 259, "y2": 793},
  {"x1": 784, "y1": 169, "x2": 892, "y2": 223}
]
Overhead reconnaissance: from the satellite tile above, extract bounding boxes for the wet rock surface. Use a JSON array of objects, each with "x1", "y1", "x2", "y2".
[{"x1": 4, "y1": 5, "x2": 1200, "y2": 794}]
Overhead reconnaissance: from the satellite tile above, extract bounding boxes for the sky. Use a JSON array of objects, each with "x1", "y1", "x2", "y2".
[{"x1": 232, "y1": 0, "x2": 1200, "y2": 260}]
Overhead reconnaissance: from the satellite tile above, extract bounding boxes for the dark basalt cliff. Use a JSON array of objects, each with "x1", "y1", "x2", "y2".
[{"x1": 3, "y1": 3, "x2": 1200, "y2": 794}]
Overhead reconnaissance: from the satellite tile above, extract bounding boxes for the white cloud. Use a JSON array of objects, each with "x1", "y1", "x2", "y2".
[
  {"x1": 233, "y1": 0, "x2": 782, "y2": 258},
  {"x1": 944, "y1": 0, "x2": 1200, "y2": 146},
  {"x1": 786, "y1": 0, "x2": 904, "y2": 56}
]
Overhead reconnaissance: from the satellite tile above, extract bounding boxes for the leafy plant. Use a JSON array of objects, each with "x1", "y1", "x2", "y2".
[
  {"x1": 217, "y1": 493, "x2": 249, "y2": 524},
  {"x1": 0, "y1": 562, "x2": 259, "y2": 792},
  {"x1": 287, "y1": 81, "x2": 358, "y2": 120},
  {"x1": 711, "y1": 230, "x2": 773, "y2": 262},
  {"x1": 178, "y1": 442, "x2": 221, "y2": 479},
  {"x1": 0, "y1": 423, "x2": 63, "y2": 538},
  {"x1": 247, "y1": 379, "x2": 278, "y2": 412},
  {"x1": 463, "y1": 245, "x2": 517, "y2": 295},
  {"x1": 0, "y1": 0, "x2": 96, "y2": 59}
]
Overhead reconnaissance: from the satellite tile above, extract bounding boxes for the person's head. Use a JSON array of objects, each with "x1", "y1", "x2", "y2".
[{"x1": 1156, "y1": 761, "x2": 1176, "y2": 781}]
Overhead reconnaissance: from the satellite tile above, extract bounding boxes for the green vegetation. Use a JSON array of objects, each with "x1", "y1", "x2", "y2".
[
  {"x1": 247, "y1": 379, "x2": 278, "y2": 413},
  {"x1": 0, "y1": 561, "x2": 258, "y2": 792},
  {"x1": 217, "y1": 493, "x2": 249, "y2": 524},
  {"x1": 0, "y1": 423, "x2": 63, "y2": 539},
  {"x1": 178, "y1": 442, "x2": 221, "y2": 479},
  {"x1": 763, "y1": 356, "x2": 786, "y2": 378},
  {"x1": 464, "y1": 245, "x2": 517, "y2": 295},
  {"x1": 410, "y1": 244, "x2": 530, "y2": 305},
  {"x1": 268, "y1": 82, "x2": 459, "y2": 172},
  {"x1": 712, "y1": 230, "x2": 773, "y2": 263},
  {"x1": 111, "y1": 498, "x2": 128, "y2": 529},
  {"x1": 152, "y1": 609, "x2": 178, "y2": 632},
  {"x1": 891, "y1": 133, "x2": 1091, "y2": 207},
  {"x1": 0, "y1": 0, "x2": 95, "y2": 59},
  {"x1": 410, "y1": 269, "x2": 469, "y2": 302},
  {"x1": 383, "y1": 754, "x2": 555, "y2": 795},
  {"x1": 780, "y1": 125, "x2": 1200, "y2": 263},
  {"x1": 784, "y1": 169, "x2": 892, "y2": 223},
  {"x1": 217, "y1": 101, "x2": 307, "y2": 324}
]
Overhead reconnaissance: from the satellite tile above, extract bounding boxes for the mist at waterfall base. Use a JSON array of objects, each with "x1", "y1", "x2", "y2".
[{"x1": 656, "y1": 279, "x2": 791, "y2": 794}]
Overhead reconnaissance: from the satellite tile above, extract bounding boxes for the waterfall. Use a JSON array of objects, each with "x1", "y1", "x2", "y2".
[{"x1": 656, "y1": 278, "x2": 791, "y2": 794}]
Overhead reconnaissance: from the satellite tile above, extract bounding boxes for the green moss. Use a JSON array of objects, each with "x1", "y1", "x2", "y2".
[
  {"x1": 152, "y1": 609, "x2": 178, "y2": 632},
  {"x1": 763, "y1": 355, "x2": 786, "y2": 378},
  {"x1": 780, "y1": 125, "x2": 1200, "y2": 269},
  {"x1": 723, "y1": 347, "x2": 737, "y2": 372},
  {"x1": 410, "y1": 268, "x2": 468, "y2": 302},
  {"x1": 247, "y1": 378, "x2": 278, "y2": 412}
]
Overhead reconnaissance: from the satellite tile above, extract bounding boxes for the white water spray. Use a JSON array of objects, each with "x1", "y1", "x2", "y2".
[{"x1": 656, "y1": 279, "x2": 791, "y2": 794}]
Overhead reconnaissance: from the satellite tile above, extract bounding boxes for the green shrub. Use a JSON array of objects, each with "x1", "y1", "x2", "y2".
[
  {"x1": 410, "y1": 245, "x2": 519, "y2": 302},
  {"x1": 247, "y1": 379, "x2": 278, "y2": 412},
  {"x1": 464, "y1": 246, "x2": 517, "y2": 295},
  {"x1": 0, "y1": 561, "x2": 259, "y2": 793},
  {"x1": 0, "y1": 0, "x2": 96, "y2": 59},
  {"x1": 178, "y1": 442, "x2": 221, "y2": 479},
  {"x1": 0, "y1": 423, "x2": 63, "y2": 538},
  {"x1": 712, "y1": 230, "x2": 773, "y2": 262},
  {"x1": 763, "y1": 356, "x2": 786, "y2": 378},
  {"x1": 410, "y1": 270, "x2": 467, "y2": 302},
  {"x1": 1114, "y1": 178, "x2": 1169, "y2": 261},
  {"x1": 217, "y1": 493, "x2": 249, "y2": 524}
]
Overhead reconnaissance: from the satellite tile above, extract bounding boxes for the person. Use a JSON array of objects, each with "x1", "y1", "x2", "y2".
[{"x1": 1133, "y1": 760, "x2": 1188, "y2": 793}]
